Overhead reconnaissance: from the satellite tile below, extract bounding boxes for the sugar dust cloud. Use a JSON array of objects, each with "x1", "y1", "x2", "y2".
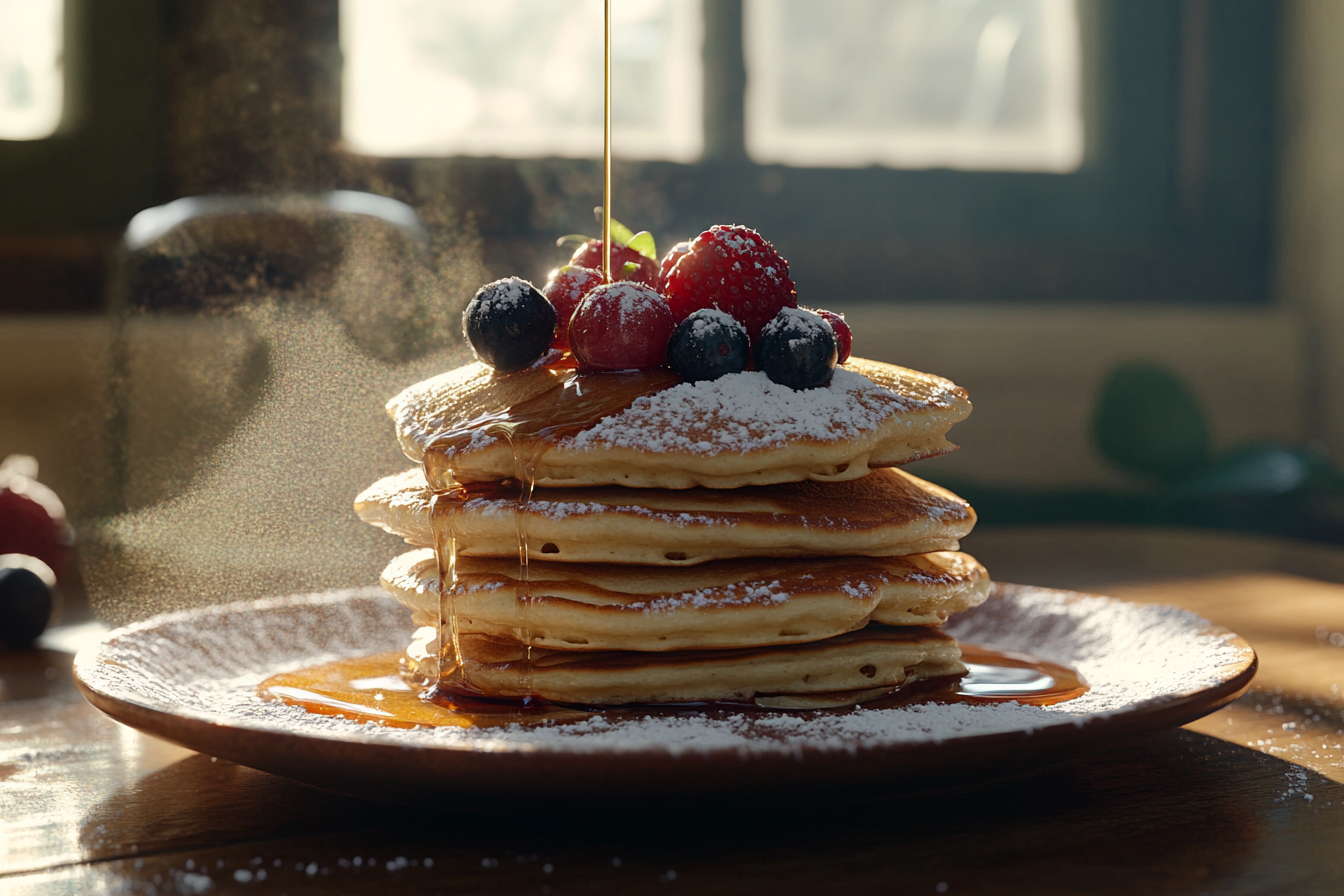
[{"x1": 82, "y1": 204, "x2": 488, "y2": 625}]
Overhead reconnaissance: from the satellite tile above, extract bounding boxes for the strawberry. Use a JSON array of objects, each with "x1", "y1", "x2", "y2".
[
  {"x1": 541, "y1": 265, "x2": 604, "y2": 350},
  {"x1": 569, "y1": 240, "x2": 660, "y2": 288},
  {"x1": 662, "y1": 225, "x2": 796, "y2": 340},
  {"x1": 658, "y1": 241, "x2": 692, "y2": 290}
]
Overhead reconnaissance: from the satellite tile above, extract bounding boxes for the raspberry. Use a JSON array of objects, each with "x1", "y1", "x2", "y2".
[
  {"x1": 569, "y1": 282, "x2": 676, "y2": 371},
  {"x1": 658, "y1": 241, "x2": 692, "y2": 290},
  {"x1": 570, "y1": 240, "x2": 660, "y2": 288},
  {"x1": 542, "y1": 265, "x2": 603, "y2": 350},
  {"x1": 662, "y1": 225, "x2": 796, "y2": 340},
  {"x1": 812, "y1": 309, "x2": 852, "y2": 364}
]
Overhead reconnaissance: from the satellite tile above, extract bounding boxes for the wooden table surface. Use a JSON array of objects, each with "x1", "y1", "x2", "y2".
[{"x1": 5, "y1": 526, "x2": 1344, "y2": 896}]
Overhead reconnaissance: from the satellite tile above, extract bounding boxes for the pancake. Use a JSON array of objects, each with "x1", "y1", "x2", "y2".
[
  {"x1": 388, "y1": 357, "x2": 971, "y2": 489},
  {"x1": 355, "y1": 465, "x2": 975, "y2": 566},
  {"x1": 405, "y1": 623, "x2": 965, "y2": 706},
  {"x1": 382, "y1": 548, "x2": 990, "y2": 652}
]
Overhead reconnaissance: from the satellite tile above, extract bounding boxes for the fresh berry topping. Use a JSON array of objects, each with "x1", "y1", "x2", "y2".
[
  {"x1": 0, "y1": 487, "x2": 66, "y2": 580},
  {"x1": 541, "y1": 265, "x2": 603, "y2": 350},
  {"x1": 569, "y1": 240, "x2": 660, "y2": 287},
  {"x1": 570, "y1": 282, "x2": 676, "y2": 371},
  {"x1": 754, "y1": 307, "x2": 838, "y2": 390},
  {"x1": 666, "y1": 309, "x2": 750, "y2": 383},
  {"x1": 462, "y1": 277, "x2": 557, "y2": 372},
  {"x1": 662, "y1": 225, "x2": 797, "y2": 340},
  {"x1": 0, "y1": 558, "x2": 53, "y2": 650},
  {"x1": 812, "y1": 309, "x2": 852, "y2": 364},
  {"x1": 658, "y1": 241, "x2": 692, "y2": 290}
]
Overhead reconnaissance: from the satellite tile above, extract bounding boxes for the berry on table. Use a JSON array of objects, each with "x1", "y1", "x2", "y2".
[
  {"x1": 754, "y1": 307, "x2": 838, "y2": 390},
  {"x1": 569, "y1": 282, "x2": 676, "y2": 372},
  {"x1": 666, "y1": 309, "x2": 750, "y2": 383},
  {"x1": 569, "y1": 240, "x2": 660, "y2": 288},
  {"x1": 662, "y1": 225, "x2": 796, "y2": 340},
  {"x1": 658, "y1": 241, "x2": 692, "y2": 290},
  {"x1": 0, "y1": 556, "x2": 54, "y2": 650},
  {"x1": 812, "y1": 309, "x2": 852, "y2": 364},
  {"x1": 462, "y1": 277, "x2": 557, "y2": 372},
  {"x1": 542, "y1": 265, "x2": 604, "y2": 350}
]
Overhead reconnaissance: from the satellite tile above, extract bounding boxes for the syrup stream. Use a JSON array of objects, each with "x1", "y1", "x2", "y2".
[
  {"x1": 602, "y1": 0, "x2": 612, "y2": 282},
  {"x1": 424, "y1": 363, "x2": 681, "y2": 700}
]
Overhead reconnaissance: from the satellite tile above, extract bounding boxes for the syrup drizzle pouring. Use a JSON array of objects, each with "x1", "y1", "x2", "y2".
[
  {"x1": 422, "y1": 0, "x2": 636, "y2": 702},
  {"x1": 423, "y1": 359, "x2": 681, "y2": 701}
]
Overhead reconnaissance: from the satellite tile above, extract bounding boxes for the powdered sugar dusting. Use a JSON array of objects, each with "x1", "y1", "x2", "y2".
[
  {"x1": 568, "y1": 368, "x2": 923, "y2": 455},
  {"x1": 76, "y1": 584, "x2": 1254, "y2": 759}
]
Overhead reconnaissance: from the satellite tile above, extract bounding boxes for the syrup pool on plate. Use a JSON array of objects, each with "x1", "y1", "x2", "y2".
[{"x1": 256, "y1": 644, "x2": 1090, "y2": 728}]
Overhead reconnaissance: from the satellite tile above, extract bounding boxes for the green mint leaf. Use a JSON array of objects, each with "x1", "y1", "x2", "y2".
[
  {"x1": 608, "y1": 217, "x2": 637, "y2": 248},
  {"x1": 627, "y1": 231, "x2": 657, "y2": 261},
  {"x1": 621, "y1": 261, "x2": 641, "y2": 277}
]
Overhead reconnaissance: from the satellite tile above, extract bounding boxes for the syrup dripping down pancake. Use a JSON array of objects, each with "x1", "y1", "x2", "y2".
[
  {"x1": 388, "y1": 357, "x2": 971, "y2": 489},
  {"x1": 355, "y1": 466, "x2": 975, "y2": 566},
  {"x1": 405, "y1": 622, "x2": 965, "y2": 706},
  {"x1": 382, "y1": 548, "x2": 989, "y2": 652}
]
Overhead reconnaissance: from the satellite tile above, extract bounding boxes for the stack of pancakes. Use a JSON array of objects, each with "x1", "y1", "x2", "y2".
[{"x1": 355, "y1": 357, "x2": 990, "y2": 708}]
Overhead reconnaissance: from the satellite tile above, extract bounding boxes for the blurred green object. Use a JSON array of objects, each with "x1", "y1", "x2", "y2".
[{"x1": 1092, "y1": 362, "x2": 1213, "y2": 484}]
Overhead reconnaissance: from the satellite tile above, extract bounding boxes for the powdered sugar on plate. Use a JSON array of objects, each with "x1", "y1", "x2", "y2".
[{"x1": 75, "y1": 584, "x2": 1253, "y2": 759}]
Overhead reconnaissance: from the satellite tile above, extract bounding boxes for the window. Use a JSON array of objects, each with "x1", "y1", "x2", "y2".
[
  {"x1": 744, "y1": 0, "x2": 1083, "y2": 171},
  {"x1": 0, "y1": 0, "x2": 64, "y2": 141},
  {"x1": 339, "y1": 0, "x2": 1280, "y2": 305},
  {"x1": 341, "y1": 0, "x2": 703, "y2": 161}
]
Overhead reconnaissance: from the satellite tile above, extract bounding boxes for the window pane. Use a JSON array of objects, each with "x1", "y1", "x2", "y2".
[
  {"x1": 0, "y1": 0, "x2": 63, "y2": 141},
  {"x1": 342, "y1": 0, "x2": 702, "y2": 162},
  {"x1": 744, "y1": 0, "x2": 1083, "y2": 172}
]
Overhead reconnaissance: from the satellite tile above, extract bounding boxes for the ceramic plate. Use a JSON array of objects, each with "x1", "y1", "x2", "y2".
[{"x1": 74, "y1": 583, "x2": 1256, "y2": 804}]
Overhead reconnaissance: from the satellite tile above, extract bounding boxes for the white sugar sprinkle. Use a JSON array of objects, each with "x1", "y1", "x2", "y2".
[{"x1": 567, "y1": 369, "x2": 921, "y2": 455}]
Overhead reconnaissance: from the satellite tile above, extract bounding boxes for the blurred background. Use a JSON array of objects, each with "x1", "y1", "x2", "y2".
[{"x1": 1, "y1": 0, "x2": 1342, "y2": 623}]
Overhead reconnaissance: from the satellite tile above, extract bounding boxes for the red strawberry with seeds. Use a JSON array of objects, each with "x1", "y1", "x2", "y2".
[
  {"x1": 542, "y1": 265, "x2": 604, "y2": 350},
  {"x1": 658, "y1": 241, "x2": 692, "y2": 290},
  {"x1": 662, "y1": 224, "x2": 797, "y2": 340}
]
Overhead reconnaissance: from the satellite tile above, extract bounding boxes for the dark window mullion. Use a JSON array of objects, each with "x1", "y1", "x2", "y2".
[{"x1": 701, "y1": 0, "x2": 746, "y2": 162}]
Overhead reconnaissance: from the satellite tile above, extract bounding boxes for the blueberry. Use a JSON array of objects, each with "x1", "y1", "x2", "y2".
[
  {"x1": 462, "y1": 278, "x2": 557, "y2": 372},
  {"x1": 666, "y1": 309, "x2": 750, "y2": 382},
  {"x1": 0, "y1": 564, "x2": 52, "y2": 650},
  {"x1": 754, "y1": 307, "x2": 838, "y2": 390}
]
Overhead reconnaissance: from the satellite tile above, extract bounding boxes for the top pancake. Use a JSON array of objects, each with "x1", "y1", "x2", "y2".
[{"x1": 388, "y1": 357, "x2": 971, "y2": 490}]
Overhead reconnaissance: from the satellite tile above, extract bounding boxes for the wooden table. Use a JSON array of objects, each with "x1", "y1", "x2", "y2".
[{"x1": 5, "y1": 526, "x2": 1344, "y2": 895}]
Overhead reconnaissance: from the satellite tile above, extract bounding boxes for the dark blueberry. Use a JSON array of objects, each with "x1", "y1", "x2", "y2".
[
  {"x1": 754, "y1": 307, "x2": 838, "y2": 390},
  {"x1": 666, "y1": 309, "x2": 750, "y2": 382},
  {"x1": 462, "y1": 277, "x2": 557, "y2": 372},
  {"x1": 0, "y1": 563, "x2": 53, "y2": 650}
]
